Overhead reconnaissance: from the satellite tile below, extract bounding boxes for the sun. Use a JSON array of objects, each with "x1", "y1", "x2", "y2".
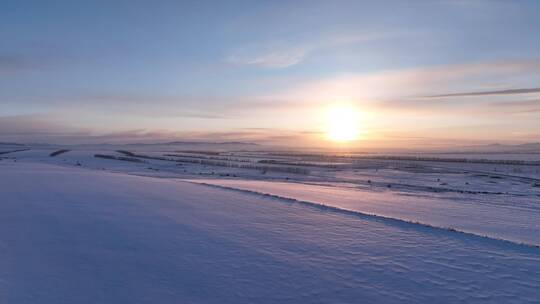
[{"x1": 324, "y1": 105, "x2": 360, "y2": 142}]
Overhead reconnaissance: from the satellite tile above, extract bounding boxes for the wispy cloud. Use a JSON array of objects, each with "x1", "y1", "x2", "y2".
[
  {"x1": 0, "y1": 52, "x2": 72, "y2": 75},
  {"x1": 491, "y1": 99, "x2": 540, "y2": 107},
  {"x1": 0, "y1": 114, "x2": 314, "y2": 145},
  {"x1": 53, "y1": 93, "x2": 235, "y2": 119},
  {"x1": 5, "y1": 58, "x2": 540, "y2": 146},
  {"x1": 227, "y1": 31, "x2": 390, "y2": 69},
  {"x1": 487, "y1": 99, "x2": 540, "y2": 114},
  {"x1": 0, "y1": 114, "x2": 92, "y2": 144},
  {"x1": 29, "y1": 91, "x2": 312, "y2": 121},
  {"x1": 0, "y1": 54, "x2": 39, "y2": 72},
  {"x1": 275, "y1": 59, "x2": 540, "y2": 104},
  {"x1": 227, "y1": 46, "x2": 307, "y2": 69},
  {"x1": 427, "y1": 87, "x2": 540, "y2": 98}
]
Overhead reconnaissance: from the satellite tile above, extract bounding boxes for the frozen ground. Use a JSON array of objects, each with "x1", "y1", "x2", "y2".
[{"x1": 1, "y1": 144, "x2": 540, "y2": 302}]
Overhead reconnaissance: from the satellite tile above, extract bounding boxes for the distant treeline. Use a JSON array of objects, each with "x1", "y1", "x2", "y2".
[
  {"x1": 175, "y1": 157, "x2": 311, "y2": 174},
  {"x1": 353, "y1": 155, "x2": 540, "y2": 166},
  {"x1": 116, "y1": 150, "x2": 136, "y2": 156},
  {"x1": 116, "y1": 150, "x2": 310, "y2": 174},
  {"x1": 95, "y1": 154, "x2": 146, "y2": 163},
  {"x1": 164, "y1": 153, "x2": 251, "y2": 163},
  {"x1": 0, "y1": 148, "x2": 30, "y2": 155},
  {"x1": 49, "y1": 149, "x2": 70, "y2": 157},
  {"x1": 174, "y1": 150, "x2": 221, "y2": 156},
  {"x1": 257, "y1": 159, "x2": 338, "y2": 168}
]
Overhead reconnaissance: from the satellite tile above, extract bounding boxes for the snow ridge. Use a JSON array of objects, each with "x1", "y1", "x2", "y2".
[{"x1": 188, "y1": 181, "x2": 540, "y2": 249}]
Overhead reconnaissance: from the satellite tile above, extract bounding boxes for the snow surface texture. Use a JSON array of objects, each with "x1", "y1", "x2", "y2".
[{"x1": 1, "y1": 162, "x2": 540, "y2": 303}]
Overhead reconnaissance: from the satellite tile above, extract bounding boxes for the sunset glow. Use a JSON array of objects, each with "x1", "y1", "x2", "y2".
[
  {"x1": 324, "y1": 105, "x2": 361, "y2": 142},
  {"x1": 1, "y1": 2, "x2": 540, "y2": 147}
]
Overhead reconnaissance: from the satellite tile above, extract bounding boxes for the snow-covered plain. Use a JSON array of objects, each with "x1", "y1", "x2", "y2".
[{"x1": 1, "y1": 145, "x2": 539, "y2": 303}]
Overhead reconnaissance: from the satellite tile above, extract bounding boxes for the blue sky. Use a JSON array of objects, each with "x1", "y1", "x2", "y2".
[{"x1": 1, "y1": 0, "x2": 540, "y2": 147}]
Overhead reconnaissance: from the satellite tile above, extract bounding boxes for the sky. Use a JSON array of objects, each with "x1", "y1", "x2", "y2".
[{"x1": 1, "y1": 0, "x2": 540, "y2": 148}]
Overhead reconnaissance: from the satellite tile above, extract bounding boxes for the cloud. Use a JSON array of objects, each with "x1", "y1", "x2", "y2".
[
  {"x1": 47, "y1": 93, "x2": 235, "y2": 119},
  {"x1": 0, "y1": 54, "x2": 39, "y2": 72},
  {"x1": 227, "y1": 31, "x2": 389, "y2": 68},
  {"x1": 274, "y1": 59, "x2": 540, "y2": 106},
  {"x1": 27, "y1": 91, "x2": 312, "y2": 121},
  {"x1": 0, "y1": 52, "x2": 64, "y2": 74},
  {"x1": 0, "y1": 114, "x2": 314, "y2": 146},
  {"x1": 490, "y1": 99, "x2": 540, "y2": 107},
  {"x1": 227, "y1": 46, "x2": 307, "y2": 68},
  {"x1": 0, "y1": 115, "x2": 82, "y2": 134},
  {"x1": 426, "y1": 87, "x2": 540, "y2": 98},
  {"x1": 5, "y1": 58, "x2": 540, "y2": 146},
  {"x1": 486, "y1": 99, "x2": 540, "y2": 114},
  {"x1": 0, "y1": 115, "x2": 93, "y2": 144},
  {"x1": 17, "y1": 59, "x2": 539, "y2": 130}
]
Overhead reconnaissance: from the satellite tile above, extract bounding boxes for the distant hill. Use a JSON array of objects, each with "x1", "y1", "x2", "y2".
[
  {"x1": 116, "y1": 141, "x2": 263, "y2": 152},
  {"x1": 162, "y1": 141, "x2": 259, "y2": 146},
  {"x1": 450, "y1": 142, "x2": 540, "y2": 154},
  {"x1": 123, "y1": 141, "x2": 260, "y2": 147},
  {"x1": 0, "y1": 142, "x2": 26, "y2": 146}
]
